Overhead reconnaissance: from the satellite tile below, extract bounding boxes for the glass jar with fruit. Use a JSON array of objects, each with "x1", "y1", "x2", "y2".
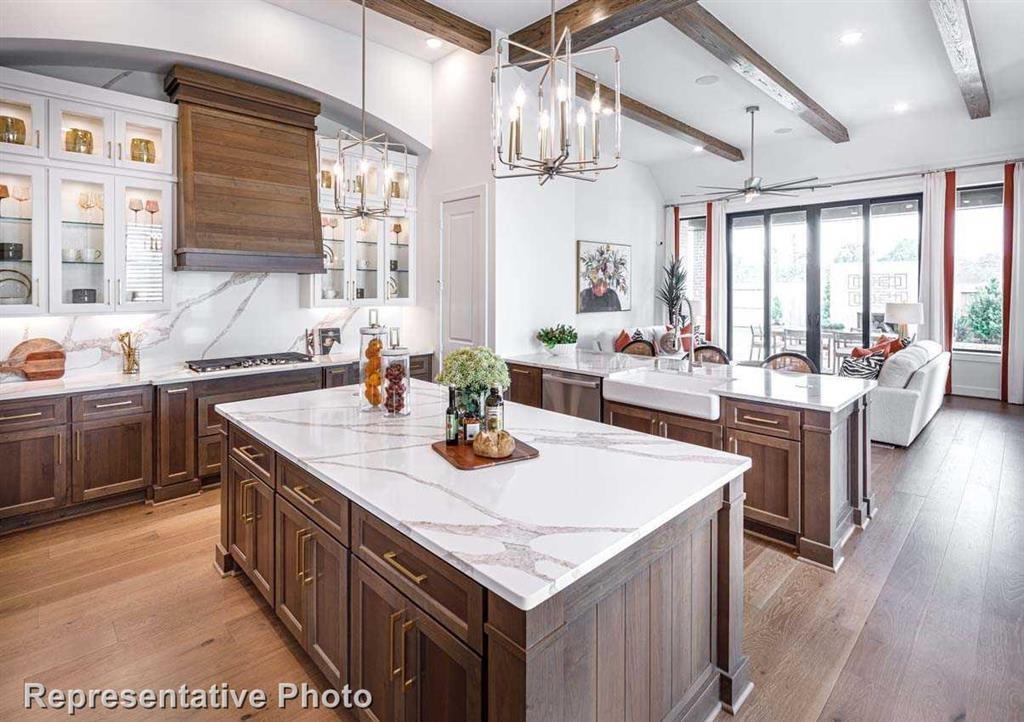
[
  {"x1": 358, "y1": 324, "x2": 388, "y2": 411},
  {"x1": 381, "y1": 344, "x2": 411, "y2": 416}
]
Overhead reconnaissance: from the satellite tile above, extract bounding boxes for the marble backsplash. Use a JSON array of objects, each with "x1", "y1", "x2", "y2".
[{"x1": 0, "y1": 271, "x2": 433, "y2": 382}]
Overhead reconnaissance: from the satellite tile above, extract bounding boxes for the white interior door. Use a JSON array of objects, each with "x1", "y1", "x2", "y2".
[{"x1": 441, "y1": 192, "x2": 486, "y2": 357}]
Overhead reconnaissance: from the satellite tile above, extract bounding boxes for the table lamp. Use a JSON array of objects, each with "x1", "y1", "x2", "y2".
[{"x1": 884, "y1": 302, "x2": 923, "y2": 339}]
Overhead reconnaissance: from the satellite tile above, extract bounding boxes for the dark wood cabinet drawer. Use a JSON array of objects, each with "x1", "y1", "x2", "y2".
[
  {"x1": 198, "y1": 435, "x2": 222, "y2": 478},
  {"x1": 72, "y1": 386, "x2": 152, "y2": 422},
  {"x1": 0, "y1": 396, "x2": 67, "y2": 432},
  {"x1": 726, "y1": 428, "x2": 801, "y2": 533},
  {"x1": 723, "y1": 399, "x2": 802, "y2": 440},
  {"x1": 352, "y1": 505, "x2": 484, "y2": 654},
  {"x1": 196, "y1": 368, "x2": 322, "y2": 436},
  {"x1": 324, "y1": 363, "x2": 358, "y2": 388},
  {"x1": 277, "y1": 458, "x2": 349, "y2": 546},
  {"x1": 229, "y1": 426, "x2": 275, "y2": 487},
  {"x1": 604, "y1": 400, "x2": 658, "y2": 436},
  {"x1": 507, "y1": 363, "x2": 542, "y2": 408}
]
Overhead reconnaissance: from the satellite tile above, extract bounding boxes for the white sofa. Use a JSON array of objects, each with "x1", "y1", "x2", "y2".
[{"x1": 871, "y1": 340, "x2": 950, "y2": 447}]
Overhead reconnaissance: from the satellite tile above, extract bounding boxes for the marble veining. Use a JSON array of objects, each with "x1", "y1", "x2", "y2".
[{"x1": 217, "y1": 380, "x2": 750, "y2": 610}]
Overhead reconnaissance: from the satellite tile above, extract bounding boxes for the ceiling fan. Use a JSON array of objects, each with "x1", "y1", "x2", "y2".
[{"x1": 681, "y1": 106, "x2": 828, "y2": 203}]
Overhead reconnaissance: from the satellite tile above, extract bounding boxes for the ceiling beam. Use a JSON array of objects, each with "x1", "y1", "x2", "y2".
[
  {"x1": 929, "y1": 0, "x2": 991, "y2": 119},
  {"x1": 508, "y1": 0, "x2": 697, "y2": 64},
  {"x1": 575, "y1": 74, "x2": 744, "y2": 162},
  {"x1": 664, "y1": 3, "x2": 850, "y2": 143},
  {"x1": 360, "y1": 0, "x2": 491, "y2": 54}
]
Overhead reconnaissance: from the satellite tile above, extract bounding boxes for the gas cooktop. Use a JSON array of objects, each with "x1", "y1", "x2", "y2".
[{"x1": 186, "y1": 352, "x2": 314, "y2": 374}]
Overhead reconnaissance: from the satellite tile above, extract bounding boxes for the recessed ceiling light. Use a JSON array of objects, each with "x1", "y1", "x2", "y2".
[
  {"x1": 839, "y1": 30, "x2": 863, "y2": 46},
  {"x1": 893, "y1": 101, "x2": 910, "y2": 113},
  {"x1": 426, "y1": 37, "x2": 443, "y2": 49},
  {"x1": 774, "y1": 127, "x2": 793, "y2": 134},
  {"x1": 692, "y1": 145, "x2": 704, "y2": 153},
  {"x1": 695, "y1": 75, "x2": 719, "y2": 86}
]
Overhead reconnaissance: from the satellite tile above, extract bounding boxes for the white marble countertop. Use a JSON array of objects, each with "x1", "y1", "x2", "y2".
[
  {"x1": 0, "y1": 351, "x2": 435, "y2": 402},
  {"x1": 510, "y1": 351, "x2": 874, "y2": 413},
  {"x1": 505, "y1": 349, "x2": 656, "y2": 377},
  {"x1": 216, "y1": 380, "x2": 750, "y2": 611}
]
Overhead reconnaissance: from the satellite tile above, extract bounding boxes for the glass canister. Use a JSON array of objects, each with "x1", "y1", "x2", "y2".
[
  {"x1": 359, "y1": 324, "x2": 388, "y2": 411},
  {"x1": 381, "y1": 344, "x2": 411, "y2": 416}
]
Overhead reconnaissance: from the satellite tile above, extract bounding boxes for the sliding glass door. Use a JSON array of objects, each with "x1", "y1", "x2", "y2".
[{"x1": 727, "y1": 194, "x2": 922, "y2": 372}]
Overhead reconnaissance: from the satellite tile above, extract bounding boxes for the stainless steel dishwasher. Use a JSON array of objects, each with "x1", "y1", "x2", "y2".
[{"x1": 541, "y1": 369, "x2": 603, "y2": 421}]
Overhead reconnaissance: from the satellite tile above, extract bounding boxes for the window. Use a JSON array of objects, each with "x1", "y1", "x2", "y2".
[
  {"x1": 953, "y1": 185, "x2": 1004, "y2": 352},
  {"x1": 726, "y1": 194, "x2": 922, "y2": 372},
  {"x1": 678, "y1": 216, "x2": 707, "y2": 309}
]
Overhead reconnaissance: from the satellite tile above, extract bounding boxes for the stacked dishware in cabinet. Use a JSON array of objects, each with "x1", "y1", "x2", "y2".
[
  {"x1": 0, "y1": 66, "x2": 176, "y2": 316},
  {"x1": 300, "y1": 139, "x2": 417, "y2": 308}
]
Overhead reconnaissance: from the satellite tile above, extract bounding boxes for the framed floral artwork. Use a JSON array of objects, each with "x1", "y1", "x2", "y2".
[{"x1": 577, "y1": 240, "x2": 631, "y2": 313}]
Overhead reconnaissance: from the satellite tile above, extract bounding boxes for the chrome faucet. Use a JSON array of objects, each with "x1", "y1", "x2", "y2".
[{"x1": 680, "y1": 296, "x2": 698, "y2": 369}]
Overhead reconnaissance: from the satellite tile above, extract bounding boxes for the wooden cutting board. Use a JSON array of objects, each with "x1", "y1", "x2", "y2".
[
  {"x1": 0, "y1": 338, "x2": 66, "y2": 380},
  {"x1": 431, "y1": 438, "x2": 539, "y2": 470}
]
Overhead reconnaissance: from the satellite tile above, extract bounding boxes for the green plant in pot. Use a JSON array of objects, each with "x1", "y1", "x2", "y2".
[
  {"x1": 536, "y1": 324, "x2": 578, "y2": 357},
  {"x1": 657, "y1": 256, "x2": 688, "y2": 327},
  {"x1": 435, "y1": 346, "x2": 510, "y2": 419}
]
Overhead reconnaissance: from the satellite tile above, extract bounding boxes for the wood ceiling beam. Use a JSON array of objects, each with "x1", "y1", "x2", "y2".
[
  {"x1": 508, "y1": 0, "x2": 697, "y2": 64},
  {"x1": 664, "y1": 3, "x2": 850, "y2": 143},
  {"x1": 360, "y1": 0, "x2": 492, "y2": 54},
  {"x1": 929, "y1": 0, "x2": 990, "y2": 119},
  {"x1": 575, "y1": 74, "x2": 744, "y2": 162}
]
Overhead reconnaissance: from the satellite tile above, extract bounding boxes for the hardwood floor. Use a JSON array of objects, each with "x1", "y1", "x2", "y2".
[{"x1": 0, "y1": 397, "x2": 1020, "y2": 721}]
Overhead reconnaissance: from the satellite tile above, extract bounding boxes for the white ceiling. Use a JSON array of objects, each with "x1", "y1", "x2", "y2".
[{"x1": 270, "y1": 0, "x2": 1024, "y2": 197}]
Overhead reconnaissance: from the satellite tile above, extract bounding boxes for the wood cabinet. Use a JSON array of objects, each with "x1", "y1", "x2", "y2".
[
  {"x1": 275, "y1": 497, "x2": 348, "y2": 688},
  {"x1": 155, "y1": 383, "x2": 196, "y2": 498},
  {"x1": 71, "y1": 413, "x2": 152, "y2": 503},
  {"x1": 506, "y1": 363, "x2": 542, "y2": 408},
  {"x1": 725, "y1": 428, "x2": 801, "y2": 533},
  {"x1": 325, "y1": 363, "x2": 359, "y2": 388},
  {"x1": 165, "y1": 65, "x2": 323, "y2": 273},
  {"x1": 227, "y1": 457, "x2": 274, "y2": 604},
  {"x1": 604, "y1": 400, "x2": 722, "y2": 449},
  {"x1": 351, "y1": 559, "x2": 480, "y2": 722},
  {"x1": 604, "y1": 399, "x2": 658, "y2": 435},
  {"x1": 0, "y1": 425, "x2": 67, "y2": 519}
]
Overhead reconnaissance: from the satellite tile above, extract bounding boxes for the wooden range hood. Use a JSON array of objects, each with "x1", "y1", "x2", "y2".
[{"x1": 165, "y1": 66, "x2": 325, "y2": 273}]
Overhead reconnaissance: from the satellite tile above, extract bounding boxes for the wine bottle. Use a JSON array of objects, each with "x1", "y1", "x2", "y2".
[
  {"x1": 445, "y1": 386, "x2": 459, "y2": 446},
  {"x1": 485, "y1": 386, "x2": 504, "y2": 432}
]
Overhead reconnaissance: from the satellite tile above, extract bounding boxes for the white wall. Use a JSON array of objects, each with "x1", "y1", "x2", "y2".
[{"x1": 0, "y1": 0, "x2": 433, "y2": 148}]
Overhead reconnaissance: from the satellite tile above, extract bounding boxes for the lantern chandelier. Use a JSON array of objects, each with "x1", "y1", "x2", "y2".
[
  {"x1": 492, "y1": 0, "x2": 622, "y2": 184},
  {"x1": 332, "y1": 0, "x2": 409, "y2": 220}
]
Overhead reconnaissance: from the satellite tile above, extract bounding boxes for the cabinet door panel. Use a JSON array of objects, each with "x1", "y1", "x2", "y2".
[
  {"x1": 0, "y1": 426, "x2": 67, "y2": 518},
  {"x1": 72, "y1": 413, "x2": 152, "y2": 502},
  {"x1": 309, "y1": 527, "x2": 348, "y2": 689},
  {"x1": 506, "y1": 364, "x2": 541, "y2": 408},
  {"x1": 726, "y1": 429, "x2": 801, "y2": 532},
  {"x1": 403, "y1": 608, "x2": 481, "y2": 722},
  {"x1": 227, "y1": 458, "x2": 255, "y2": 572},
  {"x1": 0, "y1": 161, "x2": 47, "y2": 315},
  {"x1": 352, "y1": 558, "x2": 407, "y2": 722},
  {"x1": 603, "y1": 401, "x2": 658, "y2": 436},
  {"x1": 275, "y1": 497, "x2": 313, "y2": 644},
  {"x1": 249, "y1": 479, "x2": 275, "y2": 605},
  {"x1": 156, "y1": 384, "x2": 195, "y2": 486},
  {"x1": 660, "y1": 412, "x2": 723, "y2": 450}
]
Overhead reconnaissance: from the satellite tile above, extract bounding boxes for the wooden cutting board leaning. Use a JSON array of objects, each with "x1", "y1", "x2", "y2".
[{"x1": 0, "y1": 338, "x2": 67, "y2": 380}]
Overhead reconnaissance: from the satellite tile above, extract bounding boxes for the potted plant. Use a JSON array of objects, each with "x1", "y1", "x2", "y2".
[
  {"x1": 536, "y1": 324, "x2": 578, "y2": 357},
  {"x1": 435, "y1": 346, "x2": 510, "y2": 418},
  {"x1": 656, "y1": 257, "x2": 687, "y2": 328}
]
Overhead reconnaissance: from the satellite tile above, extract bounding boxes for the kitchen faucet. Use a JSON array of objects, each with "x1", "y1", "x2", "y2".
[{"x1": 680, "y1": 296, "x2": 699, "y2": 370}]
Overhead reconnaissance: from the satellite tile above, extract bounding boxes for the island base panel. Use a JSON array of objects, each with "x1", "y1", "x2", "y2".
[{"x1": 486, "y1": 480, "x2": 748, "y2": 720}]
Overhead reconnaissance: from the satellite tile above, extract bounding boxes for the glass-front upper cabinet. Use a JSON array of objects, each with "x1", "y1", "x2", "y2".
[
  {"x1": 115, "y1": 112, "x2": 174, "y2": 175},
  {"x1": 0, "y1": 89, "x2": 45, "y2": 158},
  {"x1": 48, "y1": 99, "x2": 115, "y2": 166},
  {"x1": 116, "y1": 177, "x2": 172, "y2": 312},
  {"x1": 0, "y1": 162, "x2": 46, "y2": 315},
  {"x1": 317, "y1": 140, "x2": 339, "y2": 209},
  {"x1": 315, "y1": 210, "x2": 349, "y2": 306},
  {"x1": 351, "y1": 217, "x2": 382, "y2": 305},
  {"x1": 384, "y1": 215, "x2": 414, "y2": 303},
  {"x1": 48, "y1": 169, "x2": 115, "y2": 313}
]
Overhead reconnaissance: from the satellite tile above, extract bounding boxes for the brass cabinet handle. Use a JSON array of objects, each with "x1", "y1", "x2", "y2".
[
  {"x1": 295, "y1": 529, "x2": 312, "y2": 581},
  {"x1": 402, "y1": 619, "x2": 417, "y2": 689},
  {"x1": 389, "y1": 610, "x2": 404, "y2": 679},
  {"x1": 382, "y1": 551, "x2": 427, "y2": 584},
  {"x1": 95, "y1": 399, "x2": 133, "y2": 409},
  {"x1": 165, "y1": 387, "x2": 188, "y2": 395},
  {"x1": 658, "y1": 420, "x2": 668, "y2": 436},
  {"x1": 236, "y1": 444, "x2": 264, "y2": 462},
  {"x1": 291, "y1": 484, "x2": 321, "y2": 506},
  {"x1": 75, "y1": 430, "x2": 81, "y2": 461},
  {"x1": 239, "y1": 479, "x2": 256, "y2": 522},
  {"x1": 741, "y1": 414, "x2": 780, "y2": 426},
  {"x1": 302, "y1": 532, "x2": 314, "y2": 585},
  {"x1": 57, "y1": 431, "x2": 63, "y2": 466},
  {"x1": 0, "y1": 411, "x2": 43, "y2": 422}
]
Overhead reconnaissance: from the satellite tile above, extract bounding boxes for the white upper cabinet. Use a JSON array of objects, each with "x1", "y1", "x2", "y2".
[
  {"x1": 114, "y1": 112, "x2": 175, "y2": 176},
  {"x1": 48, "y1": 99, "x2": 116, "y2": 167},
  {"x1": 0, "y1": 161, "x2": 47, "y2": 315},
  {"x1": 0, "y1": 88, "x2": 45, "y2": 158},
  {"x1": 115, "y1": 177, "x2": 172, "y2": 312}
]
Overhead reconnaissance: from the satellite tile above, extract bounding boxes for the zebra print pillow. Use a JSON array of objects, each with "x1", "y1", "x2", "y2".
[{"x1": 839, "y1": 352, "x2": 885, "y2": 380}]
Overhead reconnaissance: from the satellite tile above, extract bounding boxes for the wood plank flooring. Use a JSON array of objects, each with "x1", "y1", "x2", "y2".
[{"x1": 0, "y1": 397, "x2": 1020, "y2": 721}]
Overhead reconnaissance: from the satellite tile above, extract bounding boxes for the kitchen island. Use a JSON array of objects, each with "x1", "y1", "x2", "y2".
[{"x1": 215, "y1": 379, "x2": 753, "y2": 720}]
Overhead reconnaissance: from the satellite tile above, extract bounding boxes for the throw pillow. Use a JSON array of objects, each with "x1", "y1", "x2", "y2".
[
  {"x1": 839, "y1": 353, "x2": 885, "y2": 380},
  {"x1": 851, "y1": 341, "x2": 892, "y2": 359},
  {"x1": 631, "y1": 328, "x2": 644, "y2": 341},
  {"x1": 613, "y1": 330, "x2": 631, "y2": 353}
]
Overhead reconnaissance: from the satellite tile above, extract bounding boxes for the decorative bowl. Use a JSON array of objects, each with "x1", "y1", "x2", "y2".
[{"x1": 544, "y1": 342, "x2": 577, "y2": 357}]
